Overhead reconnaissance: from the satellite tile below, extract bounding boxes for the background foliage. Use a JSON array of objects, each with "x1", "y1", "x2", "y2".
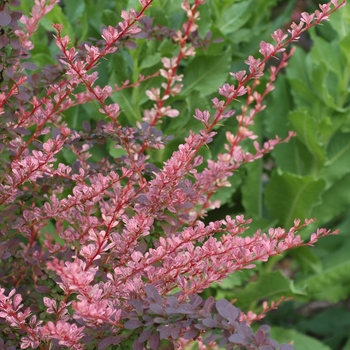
[{"x1": 13, "y1": 0, "x2": 350, "y2": 349}]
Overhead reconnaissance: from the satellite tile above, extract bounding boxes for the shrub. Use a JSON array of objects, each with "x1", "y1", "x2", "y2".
[{"x1": 0, "y1": 0, "x2": 346, "y2": 349}]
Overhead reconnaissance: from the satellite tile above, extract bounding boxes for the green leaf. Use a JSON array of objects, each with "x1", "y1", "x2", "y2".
[
  {"x1": 290, "y1": 247, "x2": 322, "y2": 275},
  {"x1": 182, "y1": 52, "x2": 230, "y2": 97},
  {"x1": 272, "y1": 139, "x2": 314, "y2": 175},
  {"x1": 263, "y1": 75, "x2": 293, "y2": 139},
  {"x1": 233, "y1": 271, "x2": 304, "y2": 311},
  {"x1": 31, "y1": 53, "x2": 56, "y2": 67},
  {"x1": 217, "y1": 0, "x2": 253, "y2": 35},
  {"x1": 311, "y1": 173, "x2": 350, "y2": 225},
  {"x1": 296, "y1": 239, "x2": 350, "y2": 302},
  {"x1": 265, "y1": 171, "x2": 325, "y2": 228},
  {"x1": 64, "y1": 0, "x2": 86, "y2": 23},
  {"x1": 321, "y1": 132, "x2": 350, "y2": 186},
  {"x1": 241, "y1": 159, "x2": 263, "y2": 218},
  {"x1": 102, "y1": 9, "x2": 120, "y2": 27},
  {"x1": 289, "y1": 108, "x2": 326, "y2": 166},
  {"x1": 286, "y1": 50, "x2": 321, "y2": 109},
  {"x1": 269, "y1": 327, "x2": 332, "y2": 350},
  {"x1": 40, "y1": 6, "x2": 75, "y2": 43},
  {"x1": 139, "y1": 53, "x2": 162, "y2": 70}
]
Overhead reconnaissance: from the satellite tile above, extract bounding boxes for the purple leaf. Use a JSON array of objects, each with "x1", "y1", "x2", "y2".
[
  {"x1": 280, "y1": 345, "x2": 294, "y2": 350},
  {"x1": 133, "y1": 339, "x2": 144, "y2": 350},
  {"x1": 98, "y1": 337, "x2": 114, "y2": 350},
  {"x1": 159, "y1": 325, "x2": 173, "y2": 339},
  {"x1": 149, "y1": 303, "x2": 164, "y2": 315},
  {"x1": 10, "y1": 0, "x2": 21, "y2": 6},
  {"x1": 0, "y1": 35, "x2": 9, "y2": 48},
  {"x1": 216, "y1": 299, "x2": 239, "y2": 323},
  {"x1": 82, "y1": 121, "x2": 91, "y2": 133},
  {"x1": 228, "y1": 333, "x2": 246, "y2": 345},
  {"x1": 13, "y1": 127, "x2": 31, "y2": 135},
  {"x1": 22, "y1": 62, "x2": 38, "y2": 70},
  {"x1": 202, "y1": 318, "x2": 217, "y2": 328},
  {"x1": 149, "y1": 332, "x2": 160, "y2": 350},
  {"x1": 15, "y1": 92, "x2": 30, "y2": 101},
  {"x1": 177, "y1": 304, "x2": 195, "y2": 314},
  {"x1": 0, "y1": 11, "x2": 11, "y2": 26},
  {"x1": 183, "y1": 328, "x2": 199, "y2": 340},
  {"x1": 145, "y1": 284, "x2": 162, "y2": 304},
  {"x1": 153, "y1": 317, "x2": 166, "y2": 324},
  {"x1": 4, "y1": 66, "x2": 13, "y2": 78},
  {"x1": 35, "y1": 286, "x2": 51, "y2": 293},
  {"x1": 170, "y1": 327, "x2": 180, "y2": 340},
  {"x1": 124, "y1": 319, "x2": 143, "y2": 330},
  {"x1": 139, "y1": 329, "x2": 152, "y2": 342}
]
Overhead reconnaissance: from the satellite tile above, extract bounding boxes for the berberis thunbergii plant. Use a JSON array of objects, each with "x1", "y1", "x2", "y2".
[{"x1": 0, "y1": 0, "x2": 346, "y2": 349}]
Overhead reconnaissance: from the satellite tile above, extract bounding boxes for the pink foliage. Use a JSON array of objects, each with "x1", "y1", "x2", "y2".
[{"x1": 0, "y1": 0, "x2": 345, "y2": 349}]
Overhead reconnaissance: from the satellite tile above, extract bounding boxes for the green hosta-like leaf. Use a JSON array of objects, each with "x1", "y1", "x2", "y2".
[
  {"x1": 288, "y1": 109, "x2": 326, "y2": 166},
  {"x1": 263, "y1": 75, "x2": 292, "y2": 139},
  {"x1": 241, "y1": 159, "x2": 263, "y2": 218},
  {"x1": 265, "y1": 171, "x2": 325, "y2": 228},
  {"x1": 290, "y1": 247, "x2": 322, "y2": 275},
  {"x1": 182, "y1": 52, "x2": 231, "y2": 97},
  {"x1": 311, "y1": 173, "x2": 350, "y2": 225},
  {"x1": 139, "y1": 53, "x2": 162, "y2": 70},
  {"x1": 321, "y1": 132, "x2": 350, "y2": 187},
  {"x1": 296, "y1": 239, "x2": 350, "y2": 302},
  {"x1": 64, "y1": 0, "x2": 86, "y2": 23},
  {"x1": 216, "y1": 0, "x2": 253, "y2": 35},
  {"x1": 269, "y1": 327, "x2": 332, "y2": 350},
  {"x1": 102, "y1": 9, "x2": 120, "y2": 27},
  {"x1": 272, "y1": 139, "x2": 314, "y2": 176},
  {"x1": 233, "y1": 271, "x2": 304, "y2": 311},
  {"x1": 286, "y1": 50, "x2": 321, "y2": 109}
]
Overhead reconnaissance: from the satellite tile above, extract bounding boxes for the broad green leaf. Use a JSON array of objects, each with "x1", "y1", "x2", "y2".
[
  {"x1": 265, "y1": 171, "x2": 325, "y2": 228},
  {"x1": 311, "y1": 173, "x2": 350, "y2": 225},
  {"x1": 328, "y1": 2, "x2": 350, "y2": 40},
  {"x1": 196, "y1": 0, "x2": 212, "y2": 38},
  {"x1": 272, "y1": 139, "x2": 314, "y2": 175},
  {"x1": 321, "y1": 132, "x2": 350, "y2": 186},
  {"x1": 102, "y1": 9, "x2": 120, "y2": 27},
  {"x1": 297, "y1": 307, "x2": 350, "y2": 350},
  {"x1": 182, "y1": 52, "x2": 230, "y2": 96},
  {"x1": 31, "y1": 53, "x2": 56, "y2": 67},
  {"x1": 310, "y1": 36, "x2": 343, "y2": 82},
  {"x1": 139, "y1": 53, "x2": 162, "y2": 70},
  {"x1": 263, "y1": 75, "x2": 293, "y2": 139},
  {"x1": 296, "y1": 239, "x2": 350, "y2": 302},
  {"x1": 241, "y1": 159, "x2": 263, "y2": 218},
  {"x1": 290, "y1": 247, "x2": 322, "y2": 275},
  {"x1": 286, "y1": 50, "x2": 321, "y2": 109},
  {"x1": 217, "y1": 0, "x2": 253, "y2": 35},
  {"x1": 242, "y1": 118, "x2": 263, "y2": 218},
  {"x1": 289, "y1": 109, "x2": 326, "y2": 166},
  {"x1": 309, "y1": 62, "x2": 338, "y2": 110},
  {"x1": 233, "y1": 271, "x2": 304, "y2": 311},
  {"x1": 320, "y1": 132, "x2": 350, "y2": 184},
  {"x1": 64, "y1": 0, "x2": 86, "y2": 23},
  {"x1": 342, "y1": 337, "x2": 350, "y2": 350},
  {"x1": 269, "y1": 327, "x2": 332, "y2": 350}
]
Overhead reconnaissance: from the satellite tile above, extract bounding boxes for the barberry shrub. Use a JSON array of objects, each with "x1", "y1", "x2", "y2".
[{"x1": 0, "y1": 0, "x2": 346, "y2": 349}]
